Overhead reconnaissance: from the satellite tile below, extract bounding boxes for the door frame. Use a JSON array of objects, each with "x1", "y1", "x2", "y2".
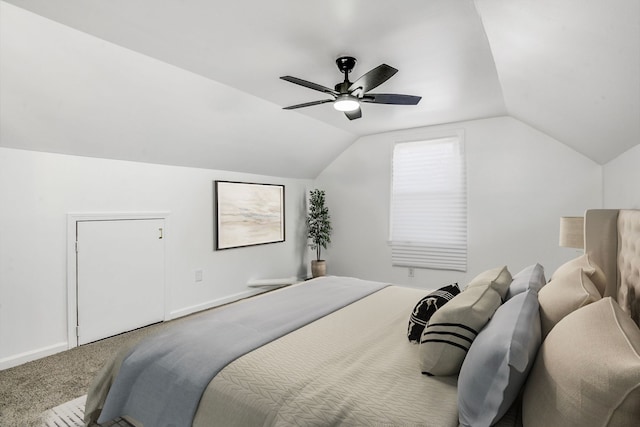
[{"x1": 66, "y1": 212, "x2": 171, "y2": 348}]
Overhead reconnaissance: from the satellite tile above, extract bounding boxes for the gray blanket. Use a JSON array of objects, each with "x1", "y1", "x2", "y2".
[{"x1": 97, "y1": 276, "x2": 388, "y2": 427}]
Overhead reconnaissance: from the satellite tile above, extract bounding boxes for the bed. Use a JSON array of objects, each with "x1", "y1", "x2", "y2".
[{"x1": 85, "y1": 209, "x2": 640, "y2": 427}]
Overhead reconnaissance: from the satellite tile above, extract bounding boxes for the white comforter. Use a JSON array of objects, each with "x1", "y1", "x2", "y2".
[{"x1": 193, "y1": 286, "x2": 460, "y2": 427}]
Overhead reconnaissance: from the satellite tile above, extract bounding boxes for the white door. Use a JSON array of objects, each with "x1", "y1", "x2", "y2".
[{"x1": 76, "y1": 219, "x2": 165, "y2": 345}]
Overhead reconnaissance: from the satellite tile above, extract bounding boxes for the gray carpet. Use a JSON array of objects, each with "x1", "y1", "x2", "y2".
[
  {"x1": 0, "y1": 320, "x2": 170, "y2": 427},
  {"x1": 0, "y1": 291, "x2": 270, "y2": 426}
]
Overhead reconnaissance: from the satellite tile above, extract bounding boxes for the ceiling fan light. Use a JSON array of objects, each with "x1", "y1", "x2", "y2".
[{"x1": 333, "y1": 96, "x2": 360, "y2": 112}]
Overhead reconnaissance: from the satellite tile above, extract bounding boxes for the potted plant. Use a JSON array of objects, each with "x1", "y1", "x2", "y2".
[{"x1": 307, "y1": 189, "x2": 332, "y2": 277}]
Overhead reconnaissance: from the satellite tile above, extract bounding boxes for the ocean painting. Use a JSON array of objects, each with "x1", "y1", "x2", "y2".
[{"x1": 215, "y1": 181, "x2": 285, "y2": 249}]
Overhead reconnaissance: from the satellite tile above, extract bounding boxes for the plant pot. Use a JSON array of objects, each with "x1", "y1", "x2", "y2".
[{"x1": 311, "y1": 260, "x2": 327, "y2": 278}]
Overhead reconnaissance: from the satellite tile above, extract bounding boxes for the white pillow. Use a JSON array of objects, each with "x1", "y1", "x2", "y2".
[
  {"x1": 538, "y1": 268, "x2": 600, "y2": 338},
  {"x1": 551, "y1": 253, "x2": 606, "y2": 296},
  {"x1": 458, "y1": 290, "x2": 541, "y2": 427},
  {"x1": 523, "y1": 298, "x2": 640, "y2": 426}
]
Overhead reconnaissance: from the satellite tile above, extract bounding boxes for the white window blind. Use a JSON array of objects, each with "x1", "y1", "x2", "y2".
[{"x1": 390, "y1": 136, "x2": 467, "y2": 271}]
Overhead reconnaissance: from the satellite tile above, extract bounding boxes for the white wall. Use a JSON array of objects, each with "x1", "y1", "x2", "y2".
[
  {"x1": 603, "y1": 143, "x2": 640, "y2": 209},
  {"x1": 0, "y1": 117, "x2": 611, "y2": 368},
  {"x1": 315, "y1": 116, "x2": 602, "y2": 288},
  {"x1": 0, "y1": 147, "x2": 311, "y2": 368}
]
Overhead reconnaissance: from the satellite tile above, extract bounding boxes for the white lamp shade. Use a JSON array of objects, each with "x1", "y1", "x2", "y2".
[{"x1": 559, "y1": 216, "x2": 584, "y2": 249}]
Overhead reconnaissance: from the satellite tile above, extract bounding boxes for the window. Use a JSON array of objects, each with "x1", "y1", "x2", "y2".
[{"x1": 390, "y1": 135, "x2": 467, "y2": 271}]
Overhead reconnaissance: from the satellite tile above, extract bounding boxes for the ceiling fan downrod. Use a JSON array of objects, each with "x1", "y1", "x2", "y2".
[{"x1": 335, "y1": 56, "x2": 356, "y2": 92}]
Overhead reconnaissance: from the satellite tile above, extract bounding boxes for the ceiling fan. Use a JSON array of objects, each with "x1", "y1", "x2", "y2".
[{"x1": 280, "y1": 56, "x2": 421, "y2": 120}]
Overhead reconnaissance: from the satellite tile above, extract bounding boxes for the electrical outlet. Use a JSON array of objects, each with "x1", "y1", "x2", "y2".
[
  {"x1": 408, "y1": 267, "x2": 414, "y2": 278},
  {"x1": 195, "y1": 269, "x2": 203, "y2": 282}
]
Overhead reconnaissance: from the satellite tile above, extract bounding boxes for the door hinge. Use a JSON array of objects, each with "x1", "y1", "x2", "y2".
[
  {"x1": 76, "y1": 325, "x2": 80, "y2": 337},
  {"x1": 75, "y1": 241, "x2": 79, "y2": 253}
]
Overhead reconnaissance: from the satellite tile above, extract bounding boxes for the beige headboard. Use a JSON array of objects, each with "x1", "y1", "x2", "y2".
[{"x1": 585, "y1": 209, "x2": 640, "y2": 325}]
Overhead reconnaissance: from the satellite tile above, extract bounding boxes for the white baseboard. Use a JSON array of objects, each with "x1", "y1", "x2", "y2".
[
  {"x1": 0, "y1": 341, "x2": 68, "y2": 371},
  {"x1": 168, "y1": 289, "x2": 263, "y2": 320}
]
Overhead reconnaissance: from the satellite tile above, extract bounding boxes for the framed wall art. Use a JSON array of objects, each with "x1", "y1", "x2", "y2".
[{"x1": 214, "y1": 181, "x2": 285, "y2": 250}]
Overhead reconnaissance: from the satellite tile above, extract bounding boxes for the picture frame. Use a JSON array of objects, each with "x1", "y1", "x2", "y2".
[{"x1": 214, "y1": 180, "x2": 285, "y2": 250}]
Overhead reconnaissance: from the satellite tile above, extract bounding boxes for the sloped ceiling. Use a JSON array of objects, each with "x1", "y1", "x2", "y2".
[
  {"x1": 476, "y1": 0, "x2": 639, "y2": 164},
  {"x1": 0, "y1": 0, "x2": 638, "y2": 179}
]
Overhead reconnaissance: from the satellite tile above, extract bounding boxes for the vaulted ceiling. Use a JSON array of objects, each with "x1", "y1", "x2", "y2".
[{"x1": 1, "y1": 0, "x2": 638, "y2": 178}]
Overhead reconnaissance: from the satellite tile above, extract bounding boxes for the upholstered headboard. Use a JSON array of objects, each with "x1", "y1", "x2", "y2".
[{"x1": 585, "y1": 209, "x2": 640, "y2": 325}]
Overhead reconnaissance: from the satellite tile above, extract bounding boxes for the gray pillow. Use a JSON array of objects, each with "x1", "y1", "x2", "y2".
[
  {"x1": 458, "y1": 289, "x2": 541, "y2": 427},
  {"x1": 506, "y1": 263, "x2": 546, "y2": 300}
]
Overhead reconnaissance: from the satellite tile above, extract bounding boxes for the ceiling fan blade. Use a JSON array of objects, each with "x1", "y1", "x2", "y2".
[
  {"x1": 280, "y1": 76, "x2": 338, "y2": 96},
  {"x1": 361, "y1": 93, "x2": 422, "y2": 105},
  {"x1": 348, "y1": 64, "x2": 398, "y2": 94},
  {"x1": 344, "y1": 108, "x2": 362, "y2": 120},
  {"x1": 283, "y1": 99, "x2": 334, "y2": 110}
]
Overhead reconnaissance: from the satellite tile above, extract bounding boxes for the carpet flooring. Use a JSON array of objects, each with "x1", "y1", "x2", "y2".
[
  {"x1": 0, "y1": 288, "x2": 277, "y2": 426},
  {"x1": 0, "y1": 320, "x2": 168, "y2": 427}
]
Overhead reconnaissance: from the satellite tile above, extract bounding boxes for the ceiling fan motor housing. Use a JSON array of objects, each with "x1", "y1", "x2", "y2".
[{"x1": 335, "y1": 56, "x2": 357, "y2": 74}]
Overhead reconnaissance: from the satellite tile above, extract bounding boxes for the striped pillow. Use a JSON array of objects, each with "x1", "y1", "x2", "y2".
[
  {"x1": 419, "y1": 266, "x2": 512, "y2": 376},
  {"x1": 407, "y1": 283, "x2": 460, "y2": 343}
]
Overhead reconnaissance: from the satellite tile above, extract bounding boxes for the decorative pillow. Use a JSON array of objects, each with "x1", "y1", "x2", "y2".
[
  {"x1": 505, "y1": 263, "x2": 546, "y2": 300},
  {"x1": 419, "y1": 266, "x2": 512, "y2": 376},
  {"x1": 458, "y1": 290, "x2": 541, "y2": 427},
  {"x1": 464, "y1": 266, "x2": 513, "y2": 298},
  {"x1": 538, "y1": 268, "x2": 600, "y2": 338},
  {"x1": 551, "y1": 252, "x2": 607, "y2": 296},
  {"x1": 407, "y1": 283, "x2": 460, "y2": 343},
  {"x1": 522, "y1": 298, "x2": 640, "y2": 426}
]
